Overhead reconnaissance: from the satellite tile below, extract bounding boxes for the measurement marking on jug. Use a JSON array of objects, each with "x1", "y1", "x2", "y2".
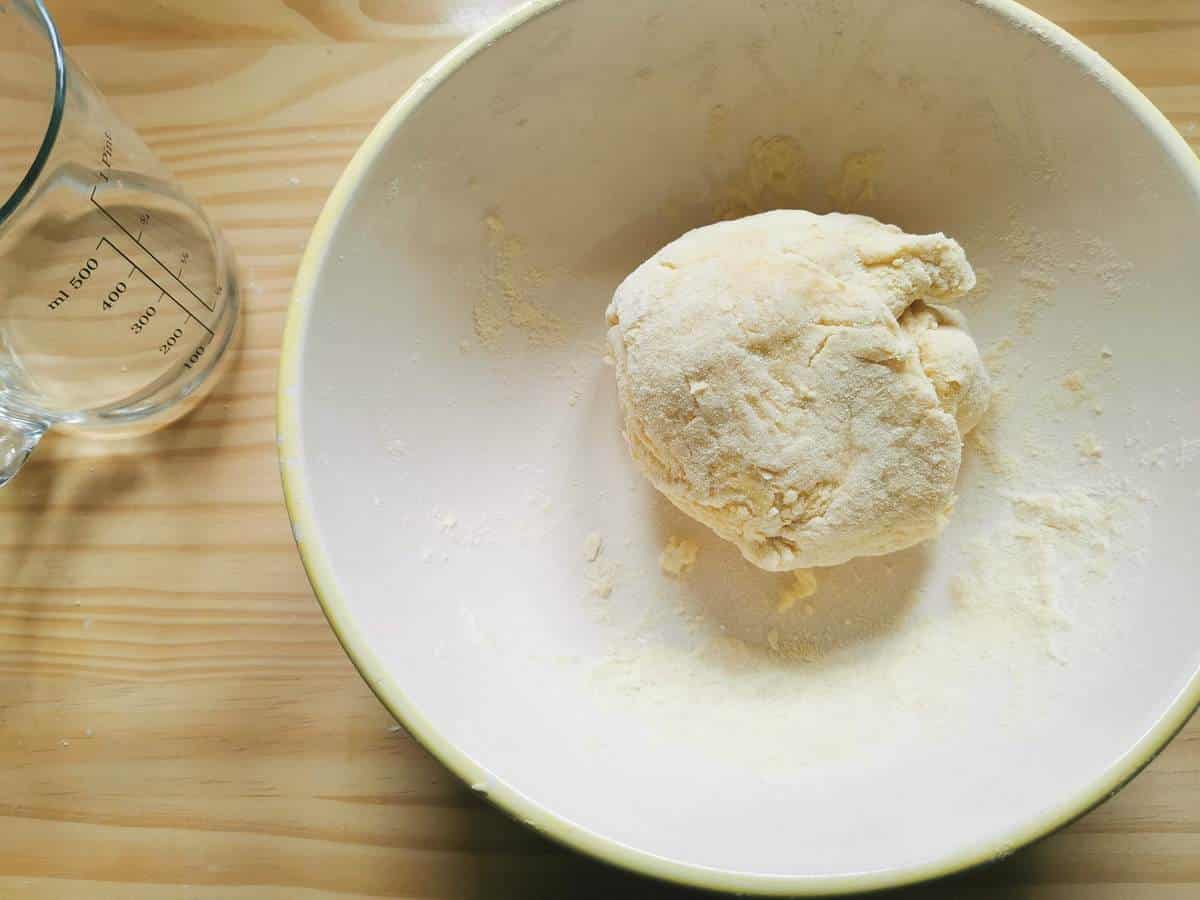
[
  {"x1": 47, "y1": 258, "x2": 101, "y2": 310},
  {"x1": 130, "y1": 230, "x2": 141, "y2": 277},
  {"x1": 160, "y1": 327, "x2": 184, "y2": 355},
  {"x1": 101, "y1": 280, "x2": 128, "y2": 311},
  {"x1": 97, "y1": 131, "x2": 113, "y2": 182},
  {"x1": 89, "y1": 185, "x2": 215, "y2": 313},
  {"x1": 130, "y1": 301, "x2": 158, "y2": 335},
  {"x1": 96, "y1": 237, "x2": 214, "y2": 337},
  {"x1": 184, "y1": 342, "x2": 206, "y2": 370}
]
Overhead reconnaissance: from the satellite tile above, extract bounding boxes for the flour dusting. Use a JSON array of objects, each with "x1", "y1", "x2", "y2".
[
  {"x1": 473, "y1": 214, "x2": 563, "y2": 347},
  {"x1": 712, "y1": 135, "x2": 807, "y2": 220}
]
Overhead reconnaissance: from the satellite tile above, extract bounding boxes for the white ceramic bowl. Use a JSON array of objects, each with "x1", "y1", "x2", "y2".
[{"x1": 280, "y1": 1, "x2": 1200, "y2": 893}]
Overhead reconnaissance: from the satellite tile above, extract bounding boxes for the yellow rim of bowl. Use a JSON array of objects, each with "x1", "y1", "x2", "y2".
[{"x1": 278, "y1": 0, "x2": 1200, "y2": 893}]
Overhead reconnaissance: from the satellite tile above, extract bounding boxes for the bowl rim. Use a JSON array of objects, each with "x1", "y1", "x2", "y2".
[{"x1": 278, "y1": 0, "x2": 1200, "y2": 893}]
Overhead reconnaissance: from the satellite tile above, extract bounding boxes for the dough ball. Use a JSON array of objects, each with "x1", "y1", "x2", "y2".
[{"x1": 606, "y1": 210, "x2": 990, "y2": 571}]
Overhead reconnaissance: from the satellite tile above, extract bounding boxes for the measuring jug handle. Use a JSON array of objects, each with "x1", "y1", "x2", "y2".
[{"x1": 0, "y1": 415, "x2": 47, "y2": 487}]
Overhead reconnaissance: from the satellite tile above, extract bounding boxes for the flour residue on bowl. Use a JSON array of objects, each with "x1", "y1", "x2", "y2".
[
  {"x1": 558, "y1": 471, "x2": 1148, "y2": 770},
  {"x1": 711, "y1": 135, "x2": 807, "y2": 220},
  {"x1": 472, "y1": 213, "x2": 564, "y2": 347},
  {"x1": 704, "y1": 103, "x2": 895, "y2": 221},
  {"x1": 1079, "y1": 233, "x2": 1134, "y2": 302},
  {"x1": 827, "y1": 149, "x2": 884, "y2": 211},
  {"x1": 950, "y1": 485, "x2": 1138, "y2": 663},
  {"x1": 1001, "y1": 215, "x2": 1059, "y2": 335},
  {"x1": 776, "y1": 569, "x2": 818, "y2": 613}
]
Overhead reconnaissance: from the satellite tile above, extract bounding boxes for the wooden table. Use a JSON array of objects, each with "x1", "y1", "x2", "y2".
[{"x1": 1, "y1": 2, "x2": 1197, "y2": 897}]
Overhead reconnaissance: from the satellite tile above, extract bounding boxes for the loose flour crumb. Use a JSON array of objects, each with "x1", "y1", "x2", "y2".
[
  {"x1": 587, "y1": 559, "x2": 620, "y2": 598},
  {"x1": 583, "y1": 531, "x2": 604, "y2": 562},
  {"x1": 1062, "y1": 371, "x2": 1086, "y2": 393},
  {"x1": 1076, "y1": 433, "x2": 1104, "y2": 462},
  {"x1": 660, "y1": 536, "x2": 699, "y2": 576}
]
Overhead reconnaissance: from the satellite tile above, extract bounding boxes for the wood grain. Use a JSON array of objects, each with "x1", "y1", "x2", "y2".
[{"x1": 0, "y1": 1, "x2": 1196, "y2": 897}]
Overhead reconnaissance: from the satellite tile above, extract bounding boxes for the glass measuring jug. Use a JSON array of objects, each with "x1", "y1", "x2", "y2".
[{"x1": 0, "y1": 0, "x2": 239, "y2": 485}]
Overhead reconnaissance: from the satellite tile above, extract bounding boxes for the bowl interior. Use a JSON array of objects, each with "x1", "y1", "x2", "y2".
[{"x1": 285, "y1": 0, "x2": 1200, "y2": 891}]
